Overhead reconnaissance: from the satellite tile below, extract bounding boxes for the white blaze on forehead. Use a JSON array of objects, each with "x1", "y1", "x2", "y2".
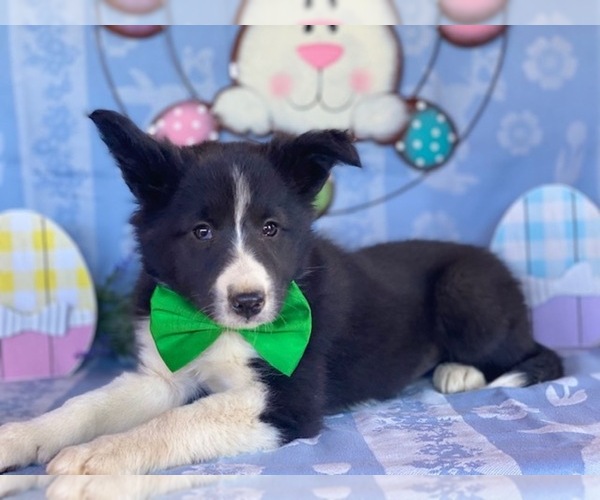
[
  {"x1": 233, "y1": 166, "x2": 251, "y2": 249},
  {"x1": 212, "y1": 166, "x2": 275, "y2": 328}
]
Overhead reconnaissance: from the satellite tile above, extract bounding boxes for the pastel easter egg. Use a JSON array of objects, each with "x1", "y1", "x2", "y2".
[
  {"x1": 105, "y1": 25, "x2": 164, "y2": 38},
  {"x1": 104, "y1": 0, "x2": 163, "y2": 15},
  {"x1": 395, "y1": 100, "x2": 458, "y2": 170},
  {"x1": 439, "y1": 0, "x2": 508, "y2": 24},
  {"x1": 313, "y1": 176, "x2": 335, "y2": 218},
  {"x1": 149, "y1": 100, "x2": 220, "y2": 146},
  {"x1": 439, "y1": 25, "x2": 506, "y2": 47},
  {"x1": 490, "y1": 184, "x2": 600, "y2": 348},
  {"x1": 0, "y1": 210, "x2": 97, "y2": 381}
]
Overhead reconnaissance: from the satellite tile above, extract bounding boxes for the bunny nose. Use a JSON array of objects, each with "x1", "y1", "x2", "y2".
[{"x1": 297, "y1": 43, "x2": 344, "y2": 70}]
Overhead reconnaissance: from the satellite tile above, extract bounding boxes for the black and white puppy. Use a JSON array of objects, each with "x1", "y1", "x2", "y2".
[{"x1": 0, "y1": 110, "x2": 563, "y2": 474}]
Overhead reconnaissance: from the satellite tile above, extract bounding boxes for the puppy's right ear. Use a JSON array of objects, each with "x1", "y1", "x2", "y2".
[{"x1": 89, "y1": 110, "x2": 182, "y2": 208}]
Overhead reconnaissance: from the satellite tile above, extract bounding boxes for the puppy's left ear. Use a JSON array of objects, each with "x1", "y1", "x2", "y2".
[
  {"x1": 267, "y1": 130, "x2": 361, "y2": 199},
  {"x1": 89, "y1": 109, "x2": 183, "y2": 209}
]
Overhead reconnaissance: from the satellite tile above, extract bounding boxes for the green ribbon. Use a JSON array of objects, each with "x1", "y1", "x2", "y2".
[{"x1": 149, "y1": 281, "x2": 312, "y2": 376}]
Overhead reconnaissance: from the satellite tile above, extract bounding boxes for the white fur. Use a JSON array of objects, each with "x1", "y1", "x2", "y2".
[
  {"x1": 434, "y1": 362, "x2": 528, "y2": 394},
  {"x1": 433, "y1": 363, "x2": 487, "y2": 394},
  {"x1": 233, "y1": 166, "x2": 251, "y2": 248},
  {"x1": 213, "y1": 24, "x2": 407, "y2": 141},
  {"x1": 213, "y1": 251, "x2": 275, "y2": 328},
  {"x1": 487, "y1": 372, "x2": 528, "y2": 389},
  {"x1": 0, "y1": 321, "x2": 279, "y2": 474},
  {"x1": 212, "y1": 169, "x2": 275, "y2": 329}
]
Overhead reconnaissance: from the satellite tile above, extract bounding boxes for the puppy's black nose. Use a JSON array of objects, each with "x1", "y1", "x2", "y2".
[{"x1": 229, "y1": 292, "x2": 265, "y2": 319}]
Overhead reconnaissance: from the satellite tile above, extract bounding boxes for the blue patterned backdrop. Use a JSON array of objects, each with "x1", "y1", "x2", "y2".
[
  {"x1": 0, "y1": 25, "x2": 598, "y2": 289},
  {"x1": 3, "y1": 22, "x2": 600, "y2": 479}
]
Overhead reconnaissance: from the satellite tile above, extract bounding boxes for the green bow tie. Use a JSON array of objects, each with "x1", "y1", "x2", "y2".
[{"x1": 149, "y1": 282, "x2": 312, "y2": 376}]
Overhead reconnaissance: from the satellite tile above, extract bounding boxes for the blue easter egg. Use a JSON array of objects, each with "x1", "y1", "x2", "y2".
[{"x1": 395, "y1": 101, "x2": 458, "y2": 170}]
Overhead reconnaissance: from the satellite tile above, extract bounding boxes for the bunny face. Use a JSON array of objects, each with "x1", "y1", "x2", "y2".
[
  {"x1": 213, "y1": 0, "x2": 407, "y2": 141},
  {"x1": 226, "y1": 24, "x2": 402, "y2": 137},
  {"x1": 214, "y1": 0, "x2": 502, "y2": 145}
]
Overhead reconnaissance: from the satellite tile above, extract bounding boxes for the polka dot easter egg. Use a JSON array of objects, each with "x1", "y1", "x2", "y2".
[
  {"x1": 149, "y1": 100, "x2": 220, "y2": 146},
  {"x1": 395, "y1": 100, "x2": 458, "y2": 170},
  {"x1": 0, "y1": 210, "x2": 97, "y2": 381}
]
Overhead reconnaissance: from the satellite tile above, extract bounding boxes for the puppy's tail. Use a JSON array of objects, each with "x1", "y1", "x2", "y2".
[{"x1": 488, "y1": 343, "x2": 564, "y2": 389}]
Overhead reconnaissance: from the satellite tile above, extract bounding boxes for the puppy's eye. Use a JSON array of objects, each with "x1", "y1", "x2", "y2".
[
  {"x1": 304, "y1": 25, "x2": 314, "y2": 33},
  {"x1": 329, "y1": 25, "x2": 338, "y2": 33},
  {"x1": 193, "y1": 224, "x2": 213, "y2": 241},
  {"x1": 262, "y1": 221, "x2": 279, "y2": 238}
]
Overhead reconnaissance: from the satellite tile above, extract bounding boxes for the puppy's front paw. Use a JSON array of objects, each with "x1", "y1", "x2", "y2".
[
  {"x1": 433, "y1": 363, "x2": 486, "y2": 394},
  {"x1": 47, "y1": 436, "x2": 132, "y2": 475},
  {"x1": 0, "y1": 422, "x2": 43, "y2": 473}
]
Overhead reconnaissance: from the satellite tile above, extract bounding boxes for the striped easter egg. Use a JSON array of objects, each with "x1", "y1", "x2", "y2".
[
  {"x1": 490, "y1": 184, "x2": 600, "y2": 349},
  {"x1": 0, "y1": 210, "x2": 97, "y2": 381}
]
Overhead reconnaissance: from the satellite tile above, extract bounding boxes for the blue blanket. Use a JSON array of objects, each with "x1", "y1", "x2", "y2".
[{"x1": 2, "y1": 348, "x2": 599, "y2": 475}]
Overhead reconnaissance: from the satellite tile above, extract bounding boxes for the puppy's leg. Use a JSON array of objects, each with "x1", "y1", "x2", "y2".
[
  {"x1": 0, "y1": 370, "x2": 188, "y2": 473},
  {"x1": 47, "y1": 385, "x2": 280, "y2": 475},
  {"x1": 432, "y1": 250, "x2": 563, "y2": 392}
]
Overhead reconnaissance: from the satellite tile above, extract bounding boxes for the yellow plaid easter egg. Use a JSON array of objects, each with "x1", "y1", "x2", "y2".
[{"x1": 0, "y1": 209, "x2": 97, "y2": 381}]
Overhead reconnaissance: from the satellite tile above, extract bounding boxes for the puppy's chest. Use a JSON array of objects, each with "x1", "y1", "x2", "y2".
[{"x1": 181, "y1": 331, "x2": 260, "y2": 393}]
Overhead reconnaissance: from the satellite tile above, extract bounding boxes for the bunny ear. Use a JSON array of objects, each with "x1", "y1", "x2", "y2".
[
  {"x1": 90, "y1": 110, "x2": 184, "y2": 208},
  {"x1": 267, "y1": 129, "x2": 361, "y2": 200}
]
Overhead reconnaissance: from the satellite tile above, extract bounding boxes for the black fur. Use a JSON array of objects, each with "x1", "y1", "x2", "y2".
[{"x1": 91, "y1": 110, "x2": 564, "y2": 446}]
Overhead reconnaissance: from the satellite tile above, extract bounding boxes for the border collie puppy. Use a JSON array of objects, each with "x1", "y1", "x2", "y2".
[{"x1": 0, "y1": 110, "x2": 563, "y2": 474}]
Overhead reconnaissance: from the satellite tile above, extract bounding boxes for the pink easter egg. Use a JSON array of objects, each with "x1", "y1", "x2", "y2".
[
  {"x1": 105, "y1": 25, "x2": 164, "y2": 38},
  {"x1": 439, "y1": 25, "x2": 506, "y2": 47},
  {"x1": 149, "y1": 100, "x2": 220, "y2": 146},
  {"x1": 439, "y1": 0, "x2": 508, "y2": 23},
  {"x1": 104, "y1": 0, "x2": 163, "y2": 15}
]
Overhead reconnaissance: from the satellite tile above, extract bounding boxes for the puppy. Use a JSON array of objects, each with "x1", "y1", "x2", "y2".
[{"x1": 0, "y1": 110, "x2": 563, "y2": 474}]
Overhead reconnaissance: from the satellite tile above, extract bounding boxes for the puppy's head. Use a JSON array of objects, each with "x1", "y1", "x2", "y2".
[{"x1": 90, "y1": 110, "x2": 360, "y2": 328}]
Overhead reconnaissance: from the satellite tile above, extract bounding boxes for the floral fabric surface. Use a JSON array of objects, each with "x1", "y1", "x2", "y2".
[{"x1": 2, "y1": 348, "x2": 600, "y2": 475}]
